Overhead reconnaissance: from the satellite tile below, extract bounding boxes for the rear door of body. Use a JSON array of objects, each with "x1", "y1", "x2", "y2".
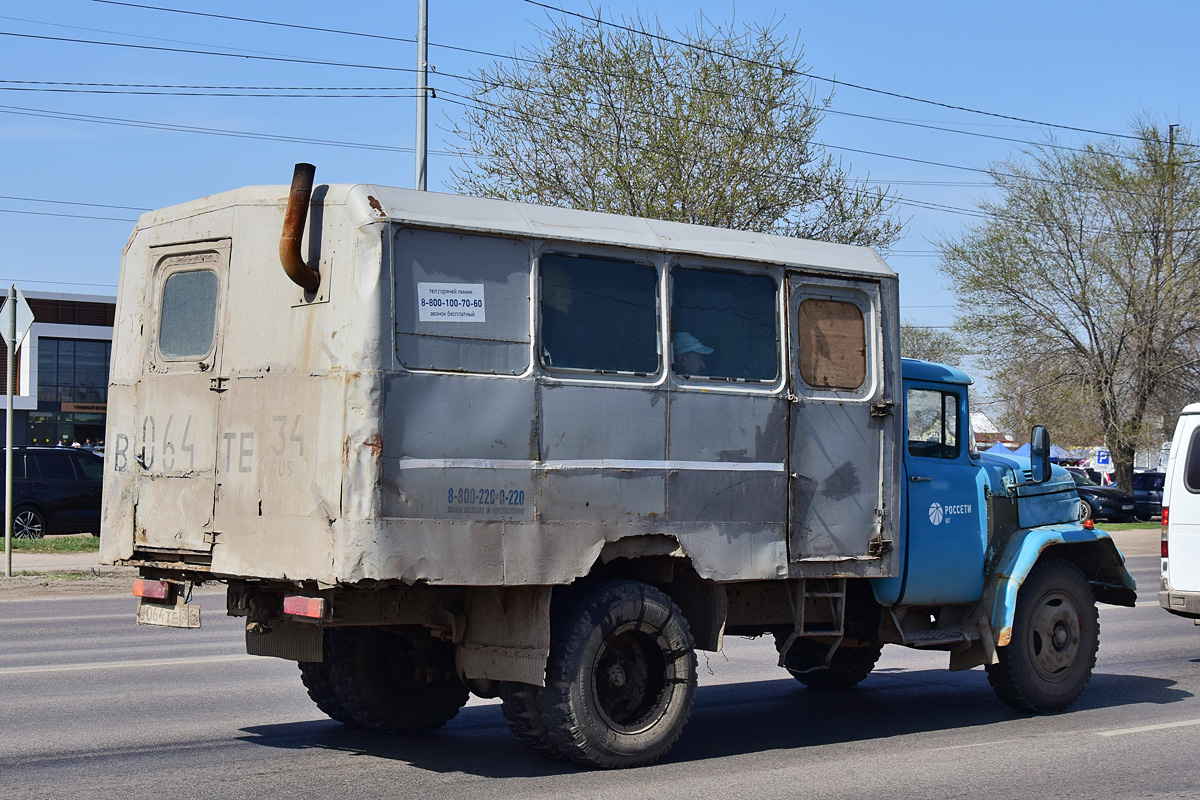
[{"x1": 115, "y1": 240, "x2": 228, "y2": 554}]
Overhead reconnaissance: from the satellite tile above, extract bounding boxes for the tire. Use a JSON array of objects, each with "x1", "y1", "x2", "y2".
[
  {"x1": 986, "y1": 559, "x2": 1099, "y2": 713},
  {"x1": 498, "y1": 682, "x2": 565, "y2": 760},
  {"x1": 539, "y1": 580, "x2": 697, "y2": 769},
  {"x1": 1078, "y1": 500, "x2": 1093, "y2": 523},
  {"x1": 298, "y1": 658, "x2": 355, "y2": 725},
  {"x1": 774, "y1": 634, "x2": 883, "y2": 689},
  {"x1": 326, "y1": 627, "x2": 470, "y2": 734},
  {"x1": 13, "y1": 507, "x2": 46, "y2": 539}
]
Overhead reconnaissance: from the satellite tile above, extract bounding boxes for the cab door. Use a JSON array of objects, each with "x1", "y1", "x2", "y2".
[{"x1": 891, "y1": 382, "x2": 986, "y2": 604}]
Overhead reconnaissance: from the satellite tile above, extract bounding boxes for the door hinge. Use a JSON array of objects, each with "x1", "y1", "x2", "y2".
[
  {"x1": 209, "y1": 376, "x2": 229, "y2": 393},
  {"x1": 870, "y1": 402, "x2": 894, "y2": 417},
  {"x1": 868, "y1": 537, "x2": 894, "y2": 557},
  {"x1": 203, "y1": 531, "x2": 221, "y2": 546}
]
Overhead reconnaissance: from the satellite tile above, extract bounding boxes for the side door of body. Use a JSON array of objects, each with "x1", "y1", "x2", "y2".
[
  {"x1": 786, "y1": 276, "x2": 895, "y2": 573},
  {"x1": 880, "y1": 381, "x2": 986, "y2": 605}
]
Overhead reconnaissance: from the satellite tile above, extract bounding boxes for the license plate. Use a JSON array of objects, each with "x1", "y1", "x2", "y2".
[
  {"x1": 137, "y1": 600, "x2": 201, "y2": 629},
  {"x1": 1122, "y1": 504, "x2": 1134, "y2": 510}
]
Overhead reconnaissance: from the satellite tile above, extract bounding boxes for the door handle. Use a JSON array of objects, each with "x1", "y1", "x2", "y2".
[{"x1": 910, "y1": 475, "x2": 931, "y2": 483}]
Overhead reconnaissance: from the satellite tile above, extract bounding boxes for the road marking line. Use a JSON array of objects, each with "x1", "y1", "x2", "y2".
[
  {"x1": 0, "y1": 654, "x2": 257, "y2": 675},
  {"x1": 931, "y1": 739, "x2": 1015, "y2": 751},
  {"x1": 1097, "y1": 719, "x2": 1200, "y2": 737}
]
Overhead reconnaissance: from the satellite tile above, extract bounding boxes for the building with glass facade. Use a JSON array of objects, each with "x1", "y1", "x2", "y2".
[{"x1": 0, "y1": 291, "x2": 115, "y2": 448}]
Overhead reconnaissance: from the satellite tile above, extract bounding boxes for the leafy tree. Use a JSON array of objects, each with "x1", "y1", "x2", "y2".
[
  {"x1": 900, "y1": 322, "x2": 966, "y2": 366},
  {"x1": 939, "y1": 119, "x2": 1200, "y2": 490},
  {"x1": 448, "y1": 12, "x2": 903, "y2": 248}
]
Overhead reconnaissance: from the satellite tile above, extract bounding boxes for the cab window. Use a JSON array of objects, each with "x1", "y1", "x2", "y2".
[{"x1": 907, "y1": 388, "x2": 959, "y2": 459}]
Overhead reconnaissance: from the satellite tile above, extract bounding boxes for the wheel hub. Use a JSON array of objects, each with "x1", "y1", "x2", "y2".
[{"x1": 604, "y1": 662, "x2": 628, "y2": 689}]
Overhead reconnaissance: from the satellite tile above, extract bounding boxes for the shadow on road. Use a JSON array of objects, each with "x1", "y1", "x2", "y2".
[{"x1": 237, "y1": 668, "x2": 1190, "y2": 777}]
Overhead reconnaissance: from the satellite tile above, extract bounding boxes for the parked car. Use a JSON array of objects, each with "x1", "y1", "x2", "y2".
[
  {"x1": 1131, "y1": 471, "x2": 1165, "y2": 521},
  {"x1": 1067, "y1": 470, "x2": 1136, "y2": 522},
  {"x1": 0, "y1": 447, "x2": 103, "y2": 538}
]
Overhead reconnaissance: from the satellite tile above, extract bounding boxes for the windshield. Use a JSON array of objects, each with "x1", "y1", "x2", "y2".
[{"x1": 1071, "y1": 472, "x2": 1099, "y2": 487}]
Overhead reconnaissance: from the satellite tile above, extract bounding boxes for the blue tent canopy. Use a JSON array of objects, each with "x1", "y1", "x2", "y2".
[
  {"x1": 984, "y1": 442, "x2": 1012, "y2": 454},
  {"x1": 1011, "y1": 443, "x2": 1031, "y2": 457}
]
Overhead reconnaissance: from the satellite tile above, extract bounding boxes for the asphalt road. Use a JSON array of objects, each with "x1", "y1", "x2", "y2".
[{"x1": 2, "y1": 540, "x2": 1198, "y2": 799}]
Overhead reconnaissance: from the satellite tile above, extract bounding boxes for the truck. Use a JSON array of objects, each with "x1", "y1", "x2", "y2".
[{"x1": 102, "y1": 164, "x2": 1137, "y2": 768}]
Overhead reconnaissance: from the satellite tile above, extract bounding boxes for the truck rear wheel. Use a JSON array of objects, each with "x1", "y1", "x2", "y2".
[
  {"x1": 539, "y1": 580, "x2": 697, "y2": 768},
  {"x1": 498, "y1": 682, "x2": 564, "y2": 759},
  {"x1": 327, "y1": 627, "x2": 469, "y2": 734},
  {"x1": 298, "y1": 659, "x2": 355, "y2": 725},
  {"x1": 774, "y1": 635, "x2": 883, "y2": 689},
  {"x1": 986, "y1": 559, "x2": 1099, "y2": 713}
]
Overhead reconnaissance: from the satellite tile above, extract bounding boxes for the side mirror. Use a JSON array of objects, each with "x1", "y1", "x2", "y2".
[{"x1": 1030, "y1": 425, "x2": 1051, "y2": 483}]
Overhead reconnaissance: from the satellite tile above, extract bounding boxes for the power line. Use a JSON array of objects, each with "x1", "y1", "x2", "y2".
[
  {"x1": 0, "y1": 277, "x2": 118, "y2": 288},
  {"x1": 0, "y1": 86, "x2": 419, "y2": 98},
  {"x1": 68, "y1": 1, "x2": 1187, "y2": 162},
  {"x1": 0, "y1": 207, "x2": 136, "y2": 222},
  {"x1": 0, "y1": 29, "x2": 421, "y2": 75},
  {"x1": 0, "y1": 103, "x2": 464, "y2": 156},
  {"x1": 524, "y1": 0, "x2": 1196, "y2": 152},
  {"x1": 0, "y1": 194, "x2": 150, "y2": 211}
]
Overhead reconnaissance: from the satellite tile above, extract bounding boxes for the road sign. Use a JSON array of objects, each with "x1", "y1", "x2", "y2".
[
  {"x1": 1096, "y1": 448, "x2": 1111, "y2": 466},
  {"x1": 0, "y1": 285, "x2": 33, "y2": 351}
]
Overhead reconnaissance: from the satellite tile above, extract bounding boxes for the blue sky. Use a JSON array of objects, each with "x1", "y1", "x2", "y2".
[{"x1": 1, "y1": 0, "x2": 1194, "y2": 364}]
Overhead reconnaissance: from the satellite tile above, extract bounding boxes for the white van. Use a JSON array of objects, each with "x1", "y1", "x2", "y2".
[{"x1": 1160, "y1": 403, "x2": 1200, "y2": 620}]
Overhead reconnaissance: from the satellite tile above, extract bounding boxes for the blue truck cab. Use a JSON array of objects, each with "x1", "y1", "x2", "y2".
[{"x1": 864, "y1": 359, "x2": 1135, "y2": 708}]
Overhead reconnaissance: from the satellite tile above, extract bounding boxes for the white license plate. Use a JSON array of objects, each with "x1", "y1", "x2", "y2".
[
  {"x1": 136, "y1": 600, "x2": 201, "y2": 629},
  {"x1": 1122, "y1": 504, "x2": 1134, "y2": 510}
]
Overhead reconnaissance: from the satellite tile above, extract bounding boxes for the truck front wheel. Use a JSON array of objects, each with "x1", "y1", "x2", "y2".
[
  {"x1": 986, "y1": 559, "x2": 1099, "y2": 713},
  {"x1": 539, "y1": 580, "x2": 697, "y2": 768},
  {"x1": 326, "y1": 627, "x2": 469, "y2": 734}
]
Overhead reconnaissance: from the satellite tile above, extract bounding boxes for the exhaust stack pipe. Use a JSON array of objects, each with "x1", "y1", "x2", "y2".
[{"x1": 279, "y1": 162, "x2": 320, "y2": 292}]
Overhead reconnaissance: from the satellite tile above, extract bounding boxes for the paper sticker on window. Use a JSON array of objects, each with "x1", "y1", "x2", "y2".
[{"x1": 418, "y1": 282, "x2": 486, "y2": 322}]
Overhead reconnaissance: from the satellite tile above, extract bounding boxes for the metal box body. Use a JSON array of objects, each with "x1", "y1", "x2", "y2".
[{"x1": 101, "y1": 184, "x2": 903, "y2": 588}]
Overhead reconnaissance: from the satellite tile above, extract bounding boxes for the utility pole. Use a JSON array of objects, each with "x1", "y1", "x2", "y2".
[
  {"x1": 415, "y1": 0, "x2": 429, "y2": 191},
  {"x1": 1166, "y1": 123, "x2": 1179, "y2": 277}
]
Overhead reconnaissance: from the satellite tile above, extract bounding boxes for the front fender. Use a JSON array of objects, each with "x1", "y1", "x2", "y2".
[{"x1": 984, "y1": 523, "x2": 1136, "y2": 647}]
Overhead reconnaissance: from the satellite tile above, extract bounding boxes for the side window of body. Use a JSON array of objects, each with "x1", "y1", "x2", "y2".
[
  {"x1": 907, "y1": 388, "x2": 959, "y2": 459},
  {"x1": 540, "y1": 253, "x2": 659, "y2": 375},
  {"x1": 1185, "y1": 427, "x2": 1200, "y2": 493},
  {"x1": 670, "y1": 268, "x2": 778, "y2": 381}
]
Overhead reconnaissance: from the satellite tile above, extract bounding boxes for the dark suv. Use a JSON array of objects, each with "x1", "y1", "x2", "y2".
[
  {"x1": 2, "y1": 447, "x2": 104, "y2": 538},
  {"x1": 1131, "y1": 471, "x2": 1165, "y2": 521}
]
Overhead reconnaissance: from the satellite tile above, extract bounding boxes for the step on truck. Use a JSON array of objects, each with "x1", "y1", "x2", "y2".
[{"x1": 102, "y1": 164, "x2": 1137, "y2": 768}]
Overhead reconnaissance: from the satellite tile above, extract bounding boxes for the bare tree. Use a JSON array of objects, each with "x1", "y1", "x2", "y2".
[
  {"x1": 939, "y1": 119, "x2": 1200, "y2": 490},
  {"x1": 900, "y1": 322, "x2": 966, "y2": 366},
  {"x1": 448, "y1": 12, "x2": 903, "y2": 248}
]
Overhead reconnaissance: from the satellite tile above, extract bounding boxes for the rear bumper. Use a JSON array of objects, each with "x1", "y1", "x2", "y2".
[{"x1": 1159, "y1": 587, "x2": 1200, "y2": 619}]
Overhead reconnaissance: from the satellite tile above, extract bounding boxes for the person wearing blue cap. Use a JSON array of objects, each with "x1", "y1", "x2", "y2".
[{"x1": 673, "y1": 331, "x2": 713, "y2": 376}]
